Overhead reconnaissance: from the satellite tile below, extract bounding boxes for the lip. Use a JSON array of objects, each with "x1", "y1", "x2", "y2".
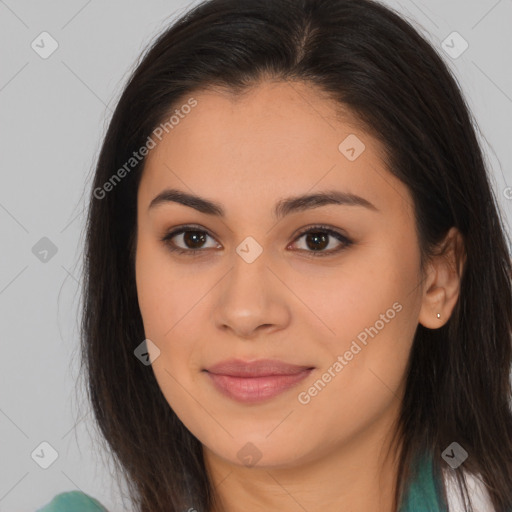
[{"x1": 203, "y1": 358, "x2": 314, "y2": 403}]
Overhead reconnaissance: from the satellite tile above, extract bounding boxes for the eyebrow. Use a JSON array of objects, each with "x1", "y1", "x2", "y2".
[{"x1": 148, "y1": 188, "x2": 378, "y2": 219}]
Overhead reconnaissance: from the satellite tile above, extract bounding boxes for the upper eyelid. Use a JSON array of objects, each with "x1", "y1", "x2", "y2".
[
  {"x1": 163, "y1": 224, "x2": 351, "y2": 247},
  {"x1": 164, "y1": 225, "x2": 219, "y2": 243}
]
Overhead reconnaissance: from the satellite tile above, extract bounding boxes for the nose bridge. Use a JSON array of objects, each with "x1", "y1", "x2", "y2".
[
  {"x1": 224, "y1": 239, "x2": 271, "y2": 308},
  {"x1": 212, "y1": 239, "x2": 289, "y2": 336}
]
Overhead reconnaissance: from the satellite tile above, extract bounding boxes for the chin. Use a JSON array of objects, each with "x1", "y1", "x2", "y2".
[{"x1": 202, "y1": 433, "x2": 314, "y2": 470}]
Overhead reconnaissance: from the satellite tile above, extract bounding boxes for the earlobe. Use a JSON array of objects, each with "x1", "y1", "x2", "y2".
[
  {"x1": 417, "y1": 227, "x2": 466, "y2": 329},
  {"x1": 418, "y1": 282, "x2": 447, "y2": 329}
]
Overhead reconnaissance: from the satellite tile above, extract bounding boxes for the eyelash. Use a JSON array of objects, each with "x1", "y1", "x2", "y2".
[{"x1": 160, "y1": 224, "x2": 353, "y2": 258}]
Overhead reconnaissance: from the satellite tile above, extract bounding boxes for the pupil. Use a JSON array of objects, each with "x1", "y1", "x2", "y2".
[
  {"x1": 184, "y1": 231, "x2": 205, "y2": 249},
  {"x1": 306, "y1": 232, "x2": 328, "y2": 251}
]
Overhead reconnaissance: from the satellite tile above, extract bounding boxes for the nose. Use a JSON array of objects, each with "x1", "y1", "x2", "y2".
[{"x1": 212, "y1": 251, "x2": 291, "y2": 340}]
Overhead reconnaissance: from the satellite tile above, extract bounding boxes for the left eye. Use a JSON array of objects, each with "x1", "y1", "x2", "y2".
[
  {"x1": 161, "y1": 224, "x2": 352, "y2": 257},
  {"x1": 291, "y1": 227, "x2": 352, "y2": 255}
]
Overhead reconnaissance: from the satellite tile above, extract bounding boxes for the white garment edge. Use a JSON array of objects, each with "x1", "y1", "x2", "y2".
[{"x1": 443, "y1": 467, "x2": 495, "y2": 512}]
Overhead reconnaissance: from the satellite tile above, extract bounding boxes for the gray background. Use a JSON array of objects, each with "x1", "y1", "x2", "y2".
[{"x1": 0, "y1": 0, "x2": 511, "y2": 510}]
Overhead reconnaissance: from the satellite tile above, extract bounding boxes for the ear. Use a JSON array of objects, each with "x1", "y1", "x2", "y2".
[{"x1": 418, "y1": 227, "x2": 466, "y2": 329}]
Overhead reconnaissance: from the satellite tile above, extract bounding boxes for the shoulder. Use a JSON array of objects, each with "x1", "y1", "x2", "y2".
[
  {"x1": 443, "y1": 468, "x2": 494, "y2": 512},
  {"x1": 36, "y1": 491, "x2": 108, "y2": 512}
]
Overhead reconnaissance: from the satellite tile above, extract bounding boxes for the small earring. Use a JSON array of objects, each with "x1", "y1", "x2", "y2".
[{"x1": 436, "y1": 313, "x2": 441, "y2": 319}]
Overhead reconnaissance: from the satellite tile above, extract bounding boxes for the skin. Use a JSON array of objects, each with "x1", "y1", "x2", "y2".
[{"x1": 135, "y1": 80, "x2": 464, "y2": 512}]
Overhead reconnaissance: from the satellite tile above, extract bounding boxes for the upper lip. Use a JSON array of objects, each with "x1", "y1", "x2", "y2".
[{"x1": 204, "y1": 358, "x2": 314, "y2": 377}]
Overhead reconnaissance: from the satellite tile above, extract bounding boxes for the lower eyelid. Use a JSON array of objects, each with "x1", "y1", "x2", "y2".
[
  {"x1": 290, "y1": 233, "x2": 352, "y2": 256},
  {"x1": 162, "y1": 226, "x2": 352, "y2": 255},
  {"x1": 164, "y1": 230, "x2": 220, "y2": 251}
]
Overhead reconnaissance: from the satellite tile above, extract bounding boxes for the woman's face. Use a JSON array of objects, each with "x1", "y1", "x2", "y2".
[{"x1": 135, "y1": 80, "x2": 426, "y2": 470}]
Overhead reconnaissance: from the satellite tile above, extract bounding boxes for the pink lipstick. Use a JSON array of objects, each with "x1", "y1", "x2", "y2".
[{"x1": 203, "y1": 358, "x2": 314, "y2": 403}]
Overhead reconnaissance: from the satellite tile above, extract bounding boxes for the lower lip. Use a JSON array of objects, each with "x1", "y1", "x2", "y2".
[{"x1": 204, "y1": 369, "x2": 314, "y2": 403}]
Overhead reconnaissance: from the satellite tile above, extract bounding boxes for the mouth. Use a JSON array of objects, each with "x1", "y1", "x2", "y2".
[{"x1": 203, "y1": 358, "x2": 315, "y2": 403}]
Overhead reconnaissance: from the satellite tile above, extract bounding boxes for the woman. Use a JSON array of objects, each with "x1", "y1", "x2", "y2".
[{"x1": 37, "y1": 0, "x2": 512, "y2": 510}]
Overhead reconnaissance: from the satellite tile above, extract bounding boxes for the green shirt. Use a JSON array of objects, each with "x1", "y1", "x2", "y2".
[
  {"x1": 399, "y1": 453, "x2": 448, "y2": 512},
  {"x1": 36, "y1": 454, "x2": 446, "y2": 511},
  {"x1": 36, "y1": 490, "x2": 108, "y2": 511}
]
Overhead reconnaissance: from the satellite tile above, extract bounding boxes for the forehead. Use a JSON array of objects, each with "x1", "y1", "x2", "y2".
[
  {"x1": 138, "y1": 80, "x2": 411, "y2": 220},
  {"x1": 146, "y1": 80, "x2": 370, "y2": 166}
]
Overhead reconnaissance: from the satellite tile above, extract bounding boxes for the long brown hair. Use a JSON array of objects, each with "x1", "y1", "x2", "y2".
[{"x1": 79, "y1": 0, "x2": 512, "y2": 510}]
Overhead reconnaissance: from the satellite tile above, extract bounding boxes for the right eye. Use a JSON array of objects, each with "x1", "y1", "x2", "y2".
[{"x1": 160, "y1": 225, "x2": 221, "y2": 256}]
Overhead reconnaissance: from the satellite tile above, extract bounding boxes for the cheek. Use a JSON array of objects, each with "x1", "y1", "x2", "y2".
[
  {"x1": 135, "y1": 231, "x2": 196, "y2": 337},
  {"x1": 291, "y1": 245, "x2": 419, "y2": 406},
  {"x1": 291, "y1": 293, "x2": 414, "y2": 453},
  {"x1": 135, "y1": 233, "x2": 204, "y2": 397},
  {"x1": 289, "y1": 245, "x2": 414, "y2": 347}
]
